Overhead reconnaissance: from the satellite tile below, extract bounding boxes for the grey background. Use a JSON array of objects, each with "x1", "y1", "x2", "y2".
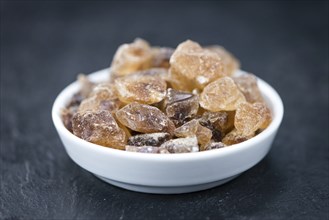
[{"x1": 1, "y1": 1, "x2": 328, "y2": 219}]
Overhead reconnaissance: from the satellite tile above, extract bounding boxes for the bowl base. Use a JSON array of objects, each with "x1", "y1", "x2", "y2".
[{"x1": 95, "y1": 174, "x2": 240, "y2": 194}]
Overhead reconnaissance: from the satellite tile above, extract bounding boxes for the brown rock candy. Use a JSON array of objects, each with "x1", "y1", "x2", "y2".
[
  {"x1": 204, "y1": 142, "x2": 226, "y2": 151},
  {"x1": 151, "y1": 47, "x2": 174, "y2": 68},
  {"x1": 116, "y1": 103, "x2": 175, "y2": 133},
  {"x1": 167, "y1": 69, "x2": 191, "y2": 91},
  {"x1": 111, "y1": 38, "x2": 153, "y2": 76},
  {"x1": 233, "y1": 73, "x2": 264, "y2": 103},
  {"x1": 78, "y1": 83, "x2": 121, "y2": 113},
  {"x1": 200, "y1": 77, "x2": 246, "y2": 111},
  {"x1": 159, "y1": 148, "x2": 170, "y2": 154},
  {"x1": 61, "y1": 93, "x2": 83, "y2": 132},
  {"x1": 169, "y1": 40, "x2": 226, "y2": 90},
  {"x1": 174, "y1": 119, "x2": 212, "y2": 150},
  {"x1": 129, "y1": 68, "x2": 182, "y2": 93},
  {"x1": 132, "y1": 68, "x2": 169, "y2": 79},
  {"x1": 199, "y1": 111, "x2": 235, "y2": 140},
  {"x1": 116, "y1": 67, "x2": 176, "y2": 91},
  {"x1": 206, "y1": 45, "x2": 240, "y2": 76},
  {"x1": 72, "y1": 110, "x2": 127, "y2": 149},
  {"x1": 164, "y1": 88, "x2": 199, "y2": 126},
  {"x1": 62, "y1": 108, "x2": 74, "y2": 132},
  {"x1": 135, "y1": 68, "x2": 185, "y2": 93},
  {"x1": 125, "y1": 145, "x2": 160, "y2": 153},
  {"x1": 159, "y1": 136, "x2": 199, "y2": 153},
  {"x1": 89, "y1": 82, "x2": 118, "y2": 97},
  {"x1": 127, "y1": 132, "x2": 170, "y2": 147},
  {"x1": 116, "y1": 118, "x2": 132, "y2": 140},
  {"x1": 114, "y1": 72, "x2": 167, "y2": 104},
  {"x1": 235, "y1": 102, "x2": 272, "y2": 136},
  {"x1": 77, "y1": 74, "x2": 95, "y2": 98},
  {"x1": 222, "y1": 129, "x2": 254, "y2": 146},
  {"x1": 69, "y1": 92, "x2": 84, "y2": 106}
]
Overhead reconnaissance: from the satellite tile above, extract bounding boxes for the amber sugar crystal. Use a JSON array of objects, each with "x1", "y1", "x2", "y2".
[
  {"x1": 233, "y1": 73, "x2": 264, "y2": 103},
  {"x1": 159, "y1": 136, "x2": 199, "y2": 153},
  {"x1": 72, "y1": 110, "x2": 127, "y2": 149},
  {"x1": 78, "y1": 83, "x2": 122, "y2": 113},
  {"x1": 206, "y1": 45, "x2": 240, "y2": 76},
  {"x1": 115, "y1": 103, "x2": 175, "y2": 134},
  {"x1": 200, "y1": 77, "x2": 246, "y2": 112},
  {"x1": 174, "y1": 119, "x2": 212, "y2": 150},
  {"x1": 222, "y1": 128, "x2": 254, "y2": 145},
  {"x1": 169, "y1": 40, "x2": 226, "y2": 91},
  {"x1": 164, "y1": 88, "x2": 199, "y2": 126},
  {"x1": 234, "y1": 102, "x2": 272, "y2": 136},
  {"x1": 115, "y1": 73, "x2": 167, "y2": 104},
  {"x1": 111, "y1": 38, "x2": 153, "y2": 77}
]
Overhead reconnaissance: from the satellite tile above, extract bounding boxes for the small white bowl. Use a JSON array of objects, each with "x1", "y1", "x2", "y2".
[{"x1": 52, "y1": 68, "x2": 284, "y2": 194}]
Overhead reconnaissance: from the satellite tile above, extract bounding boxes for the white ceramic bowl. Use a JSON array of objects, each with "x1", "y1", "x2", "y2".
[{"x1": 52, "y1": 68, "x2": 284, "y2": 194}]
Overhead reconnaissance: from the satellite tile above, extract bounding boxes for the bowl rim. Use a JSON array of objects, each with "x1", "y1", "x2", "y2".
[{"x1": 52, "y1": 68, "x2": 284, "y2": 161}]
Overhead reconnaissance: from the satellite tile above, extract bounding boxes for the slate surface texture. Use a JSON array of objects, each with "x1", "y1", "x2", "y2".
[{"x1": 1, "y1": 1, "x2": 328, "y2": 219}]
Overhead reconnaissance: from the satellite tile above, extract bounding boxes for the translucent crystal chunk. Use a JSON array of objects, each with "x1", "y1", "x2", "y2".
[
  {"x1": 127, "y1": 132, "x2": 170, "y2": 146},
  {"x1": 174, "y1": 119, "x2": 212, "y2": 150},
  {"x1": 78, "y1": 83, "x2": 121, "y2": 113},
  {"x1": 164, "y1": 88, "x2": 199, "y2": 126},
  {"x1": 114, "y1": 73, "x2": 167, "y2": 104},
  {"x1": 61, "y1": 93, "x2": 83, "y2": 132},
  {"x1": 72, "y1": 110, "x2": 127, "y2": 149},
  {"x1": 111, "y1": 38, "x2": 153, "y2": 77},
  {"x1": 169, "y1": 40, "x2": 226, "y2": 90},
  {"x1": 233, "y1": 73, "x2": 264, "y2": 103},
  {"x1": 159, "y1": 148, "x2": 170, "y2": 154},
  {"x1": 222, "y1": 129, "x2": 254, "y2": 145},
  {"x1": 204, "y1": 142, "x2": 226, "y2": 151},
  {"x1": 159, "y1": 136, "x2": 199, "y2": 153},
  {"x1": 89, "y1": 83, "x2": 118, "y2": 97},
  {"x1": 62, "y1": 109, "x2": 74, "y2": 132},
  {"x1": 62, "y1": 76, "x2": 94, "y2": 132},
  {"x1": 132, "y1": 67, "x2": 169, "y2": 78},
  {"x1": 200, "y1": 77, "x2": 246, "y2": 111},
  {"x1": 77, "y1": 74, "x2": 95, "y2": 98},
  {"x1": 151, "y1": 47, "x2": 174, "y2": 68},
  {"x1": 206, "y1": 45, "x2": 240, "y2": 76},
  {"x1": 199, "y1": 111, "x2": 235, "y2": 139},
  {"x1": 125, "y1": 145, "x2": 159, "y2": 153},
  {"x1": 235, "y1": 102, "x2": 272, "y2": 136},
  {"x1": 116, "y1": 103, "x2": 175, "y2": 133}
]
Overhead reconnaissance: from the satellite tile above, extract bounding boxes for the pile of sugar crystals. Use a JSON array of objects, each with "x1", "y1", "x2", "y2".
[{"x1": 62, "y1": 39, "x2": 272, "y2": 154}]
